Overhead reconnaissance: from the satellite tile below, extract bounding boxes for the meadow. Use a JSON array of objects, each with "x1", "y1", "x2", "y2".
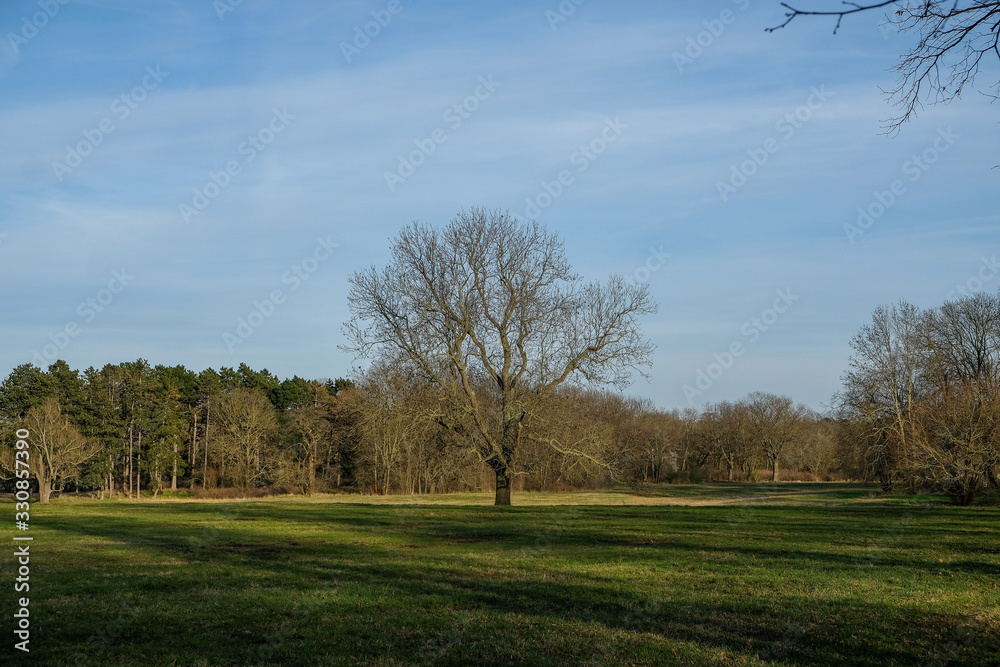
[{"x1": 3, "y1": 483, "x2": 998, "y2": 666}]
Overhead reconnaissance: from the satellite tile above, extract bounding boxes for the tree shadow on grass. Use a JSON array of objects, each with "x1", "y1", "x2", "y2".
[{"x1": 28, "y1": 503, "x2": 1000, "y2": 666}]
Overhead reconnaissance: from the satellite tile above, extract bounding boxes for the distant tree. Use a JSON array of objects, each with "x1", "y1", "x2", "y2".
[
  {"x1": 273, "y1": 376, "x2": 313, "y2": 411},
  {"x1": 118, "y1": 359, "x2": 158, "y2": 499},
  {"x1": 739, "y1": 392, "x2": 810, "y2": 482},
  {"x1": 154, "y1": 365, "x2": 199, "y2": 490},
  {"x1": 0, "y1": 364, "x2": 55, "y2": 421},
  {"x1": 353, "y1": 364, "x2": 434, "y2": 494},
  {"x1": 325, "y1": 377, "x2": 356, "y2": 396},
  {"x1": 22, "y1": 397, "x2": 98, "y2": 503},
  {"x1": 770, "y1": 1, "x2": 1000, "y2": 134},
  {"x1": 79, "y1": 364, "x2": 127, "y2": 498},
  {"x1": 838, "y1": 301, "x2": 925, "y2": 490},
  {"x1": 195, "y1": 368, "x2": 224, "y2": 488},
  {"x1": 215, "y1": 388, "x2": 278, "y2": 490},
  {"x1": 285, "y1": 382, "x2": 337, "y2": 494},
  {"x1": 839, "y1": 293, "x2": 1000, "y2": 503},
  {"x1": 787, "y1": 417, "x2": 838, "y2": 479},
  {"x1": 914, "y1": 292, "x2": 1000, "y2": 503},
  {"x1": 328, "y1": 385, "x2": 363, "y2": 488},
  {"x1": 343, "y1": 208, "x2": 657, "y2": 504},
  {"x1": 701, "y1": 401, "x2": 756, "y2": 482}
]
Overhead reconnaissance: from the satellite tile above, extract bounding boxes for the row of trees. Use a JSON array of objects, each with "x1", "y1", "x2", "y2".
[
  {"x1": 5, "y1": 296, "x2": 998, "y2": 505},
  {"x1": 0, "y1": 361, "x2": 357, "y2": 502},
  {"x1": 837, "y1": 292, "x2": 1000, "y2": 504},
  {"x1": 3, "y1": 210, "x2": 996, "y2": 505},
  {"x1": 0, "y1": 358, "x2": 837, "y2": 502}
]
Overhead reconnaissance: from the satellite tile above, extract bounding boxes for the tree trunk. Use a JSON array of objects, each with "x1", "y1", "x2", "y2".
[
  {"x1": 127, "y1": 423, "x2": 133, "y2": 498},
  {"x1": 203, "y1": 401, "x2": 210, "y2": 489},
  {"x1": 38, "y1": 474, "x2": 53, "y2": 504},
  {"x1": 489, "y1": 452, "x2": 513, "y2": 506},
  {"x1": 492, "y1": 409, "x2": 521, "y2": 506},
  {"x1": 137, "y1": 431, "x2": 142, "y2": 500},
  {"x1": 307, "y1": 447, "x2": 316, "y2": 495},
  {"x1": 771, "y1": 456, "x2": 779, "y2": 482},
  {"x1": 171, "y1": 440, "x2": 178, "y2": 490},
  {"x1": 191, "y1": 409, "x2": 199, "y2": 470},
  {"x1": 494, "y1": 466, "x2": 511, "y2": 506}
]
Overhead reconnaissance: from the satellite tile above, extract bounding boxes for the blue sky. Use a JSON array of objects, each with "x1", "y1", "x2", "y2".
[{"x1": 1, "y1": 0, "x2": 997, "y2": 412}]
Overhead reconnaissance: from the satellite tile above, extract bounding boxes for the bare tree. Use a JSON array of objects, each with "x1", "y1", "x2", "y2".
[
  {"x1": 701, "y1": 401, "x2": 758, "y2": 482},
  {"x1": 788, "y1": 417, "x2": 839, "y2": 478},
  {"x1": 214, "y1": 388, "x2": 278, "y2": 490},
  {"x1": 770, "y1": 1, "x2": 1000, "y2": 134},
  {"x1": 914, "y1": 292, "x2": 1000, "y2": 503},
  {"x1": 354, "y1": 364, "x2": 433, "y2": 495},
  {"x1": 909, "y1": 380, "x2": 1000, "y2": 504},
  {"x1": 924, "y1": 291, "x2": 1000, "y2": 387},
  {"x1": 739, "y1": 392, "x2": 810, "y2": 482},
  {"x1": 839, "y1": 293, "x2": 1000, "y2": 502},
  {"x1": 22, "y1": 397, "x2": 98, "y2": 503},
  {"x1": 838, "y1": 301, "x2": 925, "y2": 490},
  {"x1": 343, "y1": 208, "x2": 657, "y2": 505}
]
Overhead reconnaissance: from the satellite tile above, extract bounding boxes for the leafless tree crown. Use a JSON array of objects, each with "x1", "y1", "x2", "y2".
[{"x1": 342, "y1": 208, "x2": 657, "y2": 503}]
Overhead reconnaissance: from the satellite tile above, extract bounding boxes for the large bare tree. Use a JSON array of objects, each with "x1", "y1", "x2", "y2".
[
  {"x1": 343, "y1": 208, "x2": 656, "y2": 505},
  {"x1": 770, "y1": 1, "x2": 1000, "y2": 134}
]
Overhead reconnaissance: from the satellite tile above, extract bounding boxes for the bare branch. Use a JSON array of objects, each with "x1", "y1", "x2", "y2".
[
  {"x1": 767, "y1": 0, "x2": 898, "y2": 34},
  {"x1": 771, "y1": 1, "x2": 1000, "y2": 134}
]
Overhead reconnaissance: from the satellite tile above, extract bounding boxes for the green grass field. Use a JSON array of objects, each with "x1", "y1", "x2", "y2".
[{"x1": 3, "y1": 483, "x2": 998, "y2": 666}]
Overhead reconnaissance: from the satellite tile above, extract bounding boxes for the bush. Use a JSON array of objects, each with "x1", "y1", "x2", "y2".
[
  {"x1": 191, "y1": 485, "x2": 302, "y2": 500},
  {"x1": 780, "y1": 470, "x2": 819, "y2": 482},
  {"x1": 689, "y1": 467, "x2": 709, "y2": 484}
]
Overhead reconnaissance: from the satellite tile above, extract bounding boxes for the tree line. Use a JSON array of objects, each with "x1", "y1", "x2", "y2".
[
  {"x1": 2, "y1": 208, "x2": 996, "y2": 505},
  {"x1": 0, "y1": 359, "x2": 839, "y2": 503}
]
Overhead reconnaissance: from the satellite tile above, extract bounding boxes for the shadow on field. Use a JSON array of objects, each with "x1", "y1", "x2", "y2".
[
  {"x1": 32, "y1": 501, "x2": 999, "y2": 666},
  {"x1": 623, "y1": 481, "x2": 877, "y2": 503}
]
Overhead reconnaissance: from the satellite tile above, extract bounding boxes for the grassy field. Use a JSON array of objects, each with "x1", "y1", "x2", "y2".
[{"x1": 3, "y1": 483, "x2": 998, "y2": 666}]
